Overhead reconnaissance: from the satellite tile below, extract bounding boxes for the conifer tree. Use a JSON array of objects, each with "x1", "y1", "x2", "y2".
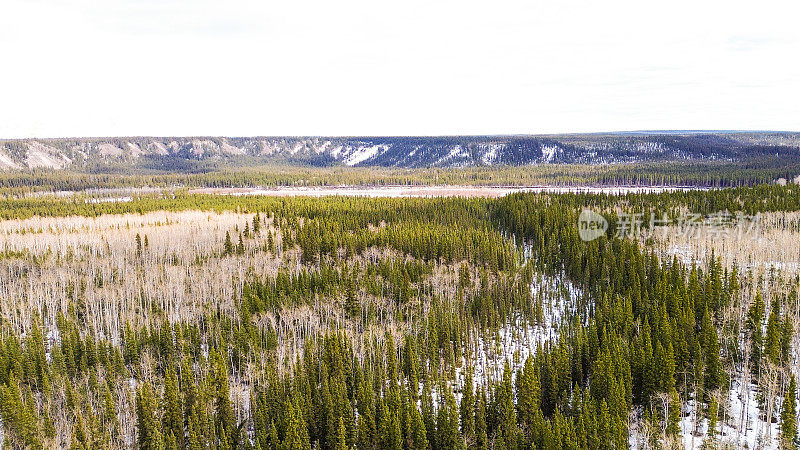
[
  {"x1": 707, "y1": 396, "x2": 718, "y2": 441},
  {"x1": 782, "y1": 375, "x2": 798, "y2": 450},
  {"x1": 748, "y1": 292, "x2": 766, "y2": 374},
  {"x1": 596, "y1": 399, "x2": 612, "y2": 450},
  {"x1": 333, "y1": 417, "x2": 348, "y2": 450},
  {"x1": 163, "y1": 366, "x2": 184, "y2": 447},
  {"x1": 766, "y1": 299, "x2": 782, "y2": 365},
  {"x1": 213, "y1": 352, "x2": 235, "y2": 446},
  {"x1": 701, "y1": 307, "x2": 721, "y2": 394},
  {"x1": 237, "y1": 233, "x2": 245, "y2": 255},
  {"x1": 377, "y1": 396, "x2": 402, "y2": 450},
  {"x1": 356, "y1": 373, "x2": 377, "y2": 450},
  {"x1": 283, "y1": 397, "x2": 311, "y2": 450},
  {"x1": 475, "y1": 388, "x2": 488, "y2": 450},
  {"x1": 408, "y1": 396, "x2": 429, "y2": 450},
  {"x1": 667, "y1": 390, "x2": 681, "y2": 437},
  {"x1": 124, "y1": 322, "x2": 140, "y2": 364},
  {"x1": 662, "y1": 342, "x2": 676, "y2": 394},
  {"x1": 460, "y1": 372, "x2": 476, "y2": 442},
  {"x1": 496, "y1": 363, "x2": 519, "y2": 449},
  {"x1": 386, "y1": 333, "x2": 398, "y2": 385},
  {"x1": 165, "y1": 432, "x2": 177, "y2": 450},
  {"x1": 136, "y1": 382, "x2": 160, "y2": 450},
  {"x1": 268, "y1": 421, "x2": 280, "y2": 450},
  {"x1": 223, "y1": 231, "x2": 234, "y2": 256},
  {"x1": 421, "y1": 382, "x2": 436, "y2": 450},
  {"x1": 517, "y1": 357, "x2": 541, "y2": 435},
  {"x1": 437, "y1": 387, "x2": 462, "y2": 450},
  {"x1": 345, "y1": 277, "x2": 360, "y2": 319}
]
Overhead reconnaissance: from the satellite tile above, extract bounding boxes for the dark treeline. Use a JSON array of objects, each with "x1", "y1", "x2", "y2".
[
  {"x1": 0, "y1": 157, "x2": 798, "y2": 196},
  {"x1": 2, "y1": 184, "x2": 800, "y2": 221}
]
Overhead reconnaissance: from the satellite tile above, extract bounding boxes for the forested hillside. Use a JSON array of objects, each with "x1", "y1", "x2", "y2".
[
  {"x1": 0, "y1": 186, "x2": 799, "y2": 448},
  {"x1": 1, "y1": 132, "x2": 799, "y2": 172}
]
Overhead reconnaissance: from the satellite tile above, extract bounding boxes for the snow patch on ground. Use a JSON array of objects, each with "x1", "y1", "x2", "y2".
[
  {"x1": 126, "y1": 142, "x2": 143, "y2": 158},
  {"x1": 259, "y1": 140, "x2": 283, "y2": 155},
  {"x1": 220, "y1": 140, "x2": 246, "y2": 155},
  {"x1": 149, "y1": 141, "x2": 169, "y2": 155},
  {"x1": 344, "y1": 145, "x2": 385, "y2": 166},
  {"x1": 461, "y1": 273, "x2": 581, "y2": 388},
  {"x1": 313, "y1": 140, "x2": 332, "y2": 154},
  {"x1": 714, "y1": 375, "x2": 780, "y2": 449},
  {"x1": 97, "y1": 143, "x2": 124, "y2": 157},
  {"x1": 629, "y1": 368, "x2": 783, "y2": 448},
  {"x1": 26, "y1": 141, "x2": 71, "y2": 169},
  {"x1": 636, "y1": 142, "x2": 666, "y2": 153},
  {"x1": 0, "y1": 151, "x2": 23, "y2": 170},
  {"x1": 407, "y1": 146, "x2": 422, "y2": 159},
  {"x1": 190, "y1": 139, "x2": 218, "y2": 156},
  {"x1": 436, "y1": 145, "x2": 469, "y2": 165},
  {"x1": 541, "y1": 144, "x2": 560, "y2": 163},
  {"x1": 480, "y1": 144, "x2": 503, "y2": 165},
  {"x1": 423, "y1": 271, "x2": 581, "y2": 412},
  {"x1": 290, "y1": 142, "x2": 304, "y2": 155}
]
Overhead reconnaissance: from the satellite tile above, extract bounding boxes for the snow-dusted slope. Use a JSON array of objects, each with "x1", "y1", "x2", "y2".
[{"x1": 1, "y1": 132, "x2": 799, "y2": 170}]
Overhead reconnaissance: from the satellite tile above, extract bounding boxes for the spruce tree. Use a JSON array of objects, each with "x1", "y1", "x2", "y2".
[
  {"x1": 237, "y1": 233, "x2": 245, "y2": 255},
  {"x1": 667, "y1": 390, "x2": 681, "y2": 437},
  {"x1": 707, "y1": 397, "x2": 718, "y2": 441},
  {"x1": 213, "y1": 352, "x2": 235, "y2": 446},
  {"x1": 223, "y1": 231, "x2": 234, "y2": 256},
  {"x1": 436, "y1": 388, "x2": 461, "y2": 450},
  {"x1": 497, "y1": 363, "x2": 519, "y2": 449},
  {"x1": 460, "y1": 372, "x2": 476, "y2": 442},
  {"x1": 356, "y1": 373, "x2": 377, "y2": 449},
  {"x1": 596, "y1": 399, "x2": 612, "y2": 450},
  {"x1": 748, "y1": 292, "x2": 766, "y2": 374},
  {"x1": 662, "y1": 342, "x2": 676, "y2": 394},
  {"x1": 475, "y1": 388, "x2": 488, "y2": 450},
  {"x1": 135, "y1": 382, "x2": 160, "y2": 450},
  {"x1": 408, "y1": 397, "x2": 429, "y2": 450},
  {"x1": 517, "y1": 357, "x2": 541, "y2": 435},
  {"x1": 333, "y1": 417, "x2": 348, "y2": 450},
  {"x1": 782, "y1": 375, "x2": 798, "y2": 450},
  {"x1": 283, "y1": 397, "x2": 311, "y2": 450},
  {"x1": 163, "y1": 366, "x2": 184, "y2": 447},
  {"x1": 187, "y1": 415, "x2": 202, "y2": 450},
  {"x1": 268, "y1": 421, "x2": 280, "y2": 450},
  {"x1": 701, "y1": 307, "x2": 721, "y2": 394},
  {"x1": 421, "y1": 382, "x2": 436, "y2": 450},
  {"x1": 766, "y1": 299, "x2": 782, "y2": 365}
]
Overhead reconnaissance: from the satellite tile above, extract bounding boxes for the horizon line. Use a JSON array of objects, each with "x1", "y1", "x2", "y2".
[{"x1": 1, "y1": 129, "x2": 798, "y2": 141}]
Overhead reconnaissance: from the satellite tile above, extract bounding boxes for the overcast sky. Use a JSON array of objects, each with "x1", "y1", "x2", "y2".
[{"x1": 1, "y1": 0, "x2": 799, "y2": 138}]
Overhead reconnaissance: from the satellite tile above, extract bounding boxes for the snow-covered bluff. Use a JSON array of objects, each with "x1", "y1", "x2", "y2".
[{"x1": 2, "y1": 132, "x2": 799, "y2": 170}]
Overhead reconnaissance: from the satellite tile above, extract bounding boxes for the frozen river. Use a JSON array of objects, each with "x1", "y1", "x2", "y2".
[{"x1": 189, "y1": 185, "x2": 707, "y2": 198}]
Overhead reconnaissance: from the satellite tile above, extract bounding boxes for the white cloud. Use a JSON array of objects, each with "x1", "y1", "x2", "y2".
[{"x1": 0, "y1": 0, "x2": 798, "y2": 138}]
